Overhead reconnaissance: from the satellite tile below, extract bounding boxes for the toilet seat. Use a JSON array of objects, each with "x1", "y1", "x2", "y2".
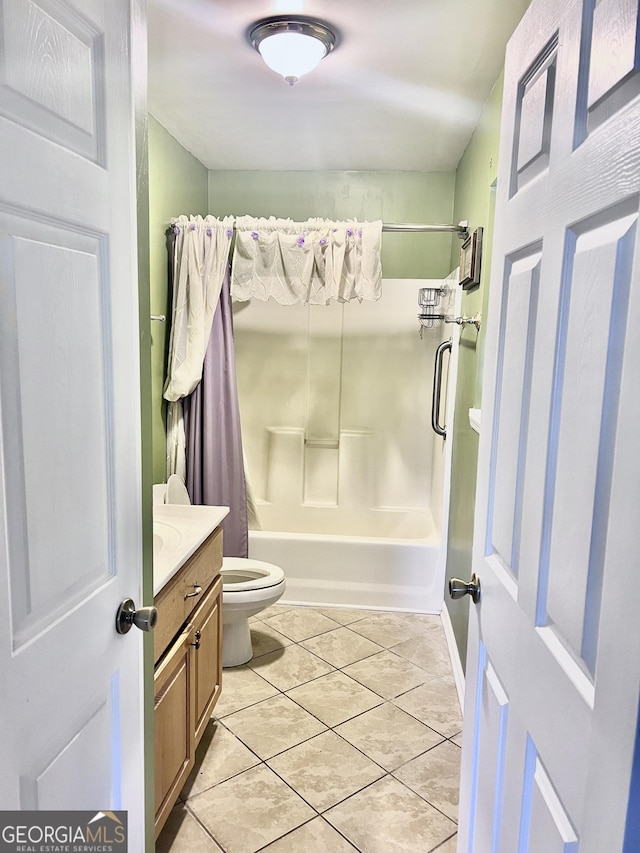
[{"x1": 222, "y1": 557, "x2": 285, "y2": 591}]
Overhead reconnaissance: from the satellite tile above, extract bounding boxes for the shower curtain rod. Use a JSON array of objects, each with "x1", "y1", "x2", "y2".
[
  {"x1": 169, "y1": 221, "x2": 469, "y2": 238},
  {"x1": 382, "y1": 222, "x2": 468, "y2": 238}
]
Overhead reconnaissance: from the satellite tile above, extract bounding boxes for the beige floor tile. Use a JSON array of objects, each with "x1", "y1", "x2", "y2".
[
  {"x1": 390, "y1": 632, "x2": 454, "y2": 677},
  {"x1": 404, "y1": 613, "x2": 445, "y2": 632},
  {"x1": 343, "y1": 650, "x2": 431, "y2": 699},
  {"x1": 300, "y1": 626, "x2": 383, "y2": 668},
  {"x1": 189, "y1": 764, "x2": 315, "y2": 853},
  {"x1": 223, "y1": 694, "x2": 327, "y2": 759},
  {"x1": 335, "y1": 703, "x2": 444, "y2": 771},
  {"x1": 393, "y1": 679, "x2": 463, "y2": 737},
  {"x1": 213, "y1": 665, "x2": 279, "y2": 717},
  {"x1": 181, "y1": 721, "x2": 260, "y2": 799},
  {"x1": 250, "y1": 622, "x2": 293, "y2": 659},
  {"x1": 262, "y1": 608, "x2": 341, "y2": 642},
  {"x1": 325, "y1": 775, "x2": 457, "y2": 853},
  {"x1": 156, "y1": 804, "x2": 223, "y2": 852},
  {"x1": 450, "y1": 731, "x2": 463, "y2": 747},
  {"x1": 393, "y1": 741, "x2": 461, "y2": 821},
  {"x1": 247, "y1": 643, "x2": 334, "y2": 691},
  {"x1": 348, "y1": 612, "x2": 432, "y2": 647},
  {"x1": 286, "y1": 670, "x2": 383, "y2": 727},
  {"x1": 267, "y1": 730, "x2": 385, "y2": 811},
  {"x1": 316, "y1": 606, "x2": 374, "y2": 625},
  {"x1": 261, "y1": 817, "x2": 358, "y2": 851}
]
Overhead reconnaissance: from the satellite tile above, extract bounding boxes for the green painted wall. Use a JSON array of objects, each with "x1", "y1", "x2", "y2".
[
  {"x1": 148, "y1": 116, "x2": 209, "y2": 482},
  {"x1": 445, "y1": 72, "x2": 505, "y2": 668},
  {"x1": 208, "y1": 171, "x2": 456, "y2": 279}
]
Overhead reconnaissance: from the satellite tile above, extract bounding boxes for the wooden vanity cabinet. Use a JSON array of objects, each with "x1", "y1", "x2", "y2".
[{"x1": 154, "y1": 527, "x2": 223, "y2": 838}]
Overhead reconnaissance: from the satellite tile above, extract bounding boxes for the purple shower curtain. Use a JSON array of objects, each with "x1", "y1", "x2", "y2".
[{"x1": 183, "y1": 267, "x2": 248, "y2": 557}]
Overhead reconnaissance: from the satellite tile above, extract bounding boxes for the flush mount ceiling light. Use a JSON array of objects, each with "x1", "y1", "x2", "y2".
[{"x1": 248, "y1": 15, "x2": 337, "y2": 86}]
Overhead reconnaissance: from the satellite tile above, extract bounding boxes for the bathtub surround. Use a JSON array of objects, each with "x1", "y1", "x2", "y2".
[
  {"x1": 234, "y1": 276, "x2": 460, "y2": 612},
  {"x1": 235, "y1": 279, "x2": 448, "y2": 514}
]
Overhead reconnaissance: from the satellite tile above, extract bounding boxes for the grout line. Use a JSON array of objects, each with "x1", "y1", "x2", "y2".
[
  {"x1": 430, "y1": 830, "x2": 459, "y2": 851},
  {"x1": 183, "y1": 801, "x2": 229, "y2": 852}
]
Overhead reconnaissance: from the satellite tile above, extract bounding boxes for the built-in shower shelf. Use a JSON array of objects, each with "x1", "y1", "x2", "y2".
[{"x1": 469, "y1": 408, "x2": 481, "y2": 434}]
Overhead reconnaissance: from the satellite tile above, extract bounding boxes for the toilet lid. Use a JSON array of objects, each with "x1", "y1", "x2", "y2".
[{"x1": 222, "y1": 558, "x2": 285, "y2": 591}]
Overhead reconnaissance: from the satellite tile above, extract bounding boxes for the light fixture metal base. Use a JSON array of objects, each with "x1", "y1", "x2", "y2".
[{"x1": 248, "y1": 15, "x2": 338, "y2": 55}]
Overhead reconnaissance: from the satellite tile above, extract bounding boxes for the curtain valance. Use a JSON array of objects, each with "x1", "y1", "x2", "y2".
[{"x1": 231, "y1": 216, "x2": 382, "y2": 305}]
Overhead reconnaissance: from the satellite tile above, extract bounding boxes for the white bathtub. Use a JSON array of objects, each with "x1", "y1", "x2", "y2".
[{"x1": 248, "y1": 504, "x2": 443, "y2": 613}]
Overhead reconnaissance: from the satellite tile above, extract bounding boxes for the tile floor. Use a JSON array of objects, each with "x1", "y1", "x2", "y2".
[{"x1": 156, "y1": 603, "x2": 463, "y2": 853}]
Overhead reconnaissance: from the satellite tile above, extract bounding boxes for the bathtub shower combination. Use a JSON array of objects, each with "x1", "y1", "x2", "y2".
[{"x1": 233, "y1": 276, "x2": 460, "y2": 613}]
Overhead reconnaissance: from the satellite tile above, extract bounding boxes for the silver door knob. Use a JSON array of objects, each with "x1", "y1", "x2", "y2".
[
  {"x1": 449, "y1": 574, "x2": 481, "y2": 604},
  {"x1": 115, "y1": 598, "x2": 158, "y2": 634}
]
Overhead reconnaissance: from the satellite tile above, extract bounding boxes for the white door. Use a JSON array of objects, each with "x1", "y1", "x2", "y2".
[
  {"x1": 0, "y1": 0, "x2": 145, "y2": 844},
  {"x1": 458, "y1": 0, "x2": 640, "y2": 850}
]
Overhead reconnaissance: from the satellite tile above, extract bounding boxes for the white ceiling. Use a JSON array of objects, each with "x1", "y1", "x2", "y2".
[{"x1": 148, "y1": 0, "x2": 531, "y2": 173}]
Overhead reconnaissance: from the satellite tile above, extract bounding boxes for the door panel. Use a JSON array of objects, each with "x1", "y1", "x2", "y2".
[
  {"x1": 520, "y1": 746, "x2": 579, "y2": 853},
  {"x1": 490, "y1": 248, "x2": 542, "y2": 580},
  {"x1": 0, "y1": 0, "x2": 145, "y2": 843},
  {"x1": 542, "y1": 204, "x2": 637, "y2": 674},
  {"x1": 458, "y1": 1, "x2": 640, "y2": 850},
  {"x1": 0, "y1": 0, "x2": 106, "y2": 162},
  {"x1": 20, "y1": 687, "x2": 116, "y2": 810},
  {"x1": 0, "y1": 216, "x2": 112, "y2": 648}
]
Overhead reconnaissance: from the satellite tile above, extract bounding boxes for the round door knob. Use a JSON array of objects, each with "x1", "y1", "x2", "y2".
[
  {"x1": 115, "y1": 598, "x2": 158, "y2": 634},
  {"x1": 449, "y1": 573, "x2": 481, "y2": 604}
]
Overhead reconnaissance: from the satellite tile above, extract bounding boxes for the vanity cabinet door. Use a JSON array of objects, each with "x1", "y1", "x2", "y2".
[
  {"x1": 154, "y1": 628, "x2": 194, "y2": 838},
  {"x1": 191, "y1": 574, "x2": 223, "y2": 745}
]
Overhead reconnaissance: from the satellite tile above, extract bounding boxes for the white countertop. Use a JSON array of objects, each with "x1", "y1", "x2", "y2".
[{"x1": 153, "y1": 504, "x2": 229, "y2": 595}]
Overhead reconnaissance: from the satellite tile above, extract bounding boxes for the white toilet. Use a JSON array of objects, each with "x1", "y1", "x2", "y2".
[
  {"x1": 221, "y1": 557, "x2": 285, "y2": 667},
  {"x1": 161, "y1": 475, "x2": 286, "y2": 668}
]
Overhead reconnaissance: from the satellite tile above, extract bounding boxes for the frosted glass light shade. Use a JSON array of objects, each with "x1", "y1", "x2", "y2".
[
  {"x1": 248, "y1": 16, "x2": 337, "y2": 86},
  {"x1": 258, "y1": 32, "x2": 327, "y2": 84}
]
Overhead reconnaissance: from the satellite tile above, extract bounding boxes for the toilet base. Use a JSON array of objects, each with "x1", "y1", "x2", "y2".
[{"x1": 222, "y1": 618, "x2": 253, "y2": 668}]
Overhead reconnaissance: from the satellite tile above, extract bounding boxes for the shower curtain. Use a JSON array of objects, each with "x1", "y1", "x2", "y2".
[
  {"x1": 183, "y1": 268, "x2": 248, "y2": 558},
  {"x1": 164, "y1": 215, "x2": 234, "y2": 479}
]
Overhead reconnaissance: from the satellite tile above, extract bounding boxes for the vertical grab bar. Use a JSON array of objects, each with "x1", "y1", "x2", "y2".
[{"x1": 432, "y1": 339, "x2": 452, "y2": 438}]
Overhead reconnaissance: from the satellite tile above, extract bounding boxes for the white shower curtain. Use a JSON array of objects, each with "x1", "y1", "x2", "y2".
[
  {"x1": 231, "y1": 216, "x2": 383, "y2": 305},
  {"x1": 164, "y1": 214, "x2": 234, "y2": 478}
]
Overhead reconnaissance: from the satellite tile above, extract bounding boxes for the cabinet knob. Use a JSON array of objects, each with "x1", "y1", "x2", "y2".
[
  {"x1": 184, "y1": 584, "x2": 203, "y2": 600},
  {"x1": 191, "y1": 630, "x2": 201, "y2": 650}
]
